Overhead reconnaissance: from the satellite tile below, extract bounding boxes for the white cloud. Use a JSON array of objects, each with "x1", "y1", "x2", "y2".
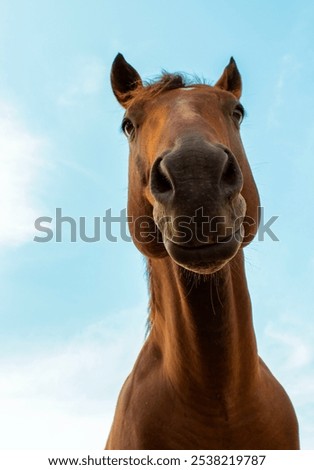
[
  {"x1": 0, "y1": 306, "x2": 146, "y2": 449},
  {"x1": 265, "y1": 322, "x2": 313, "y2": 370},
  {"x1": 267, "y1": 54, "x2": 301, "y2": 127},
  {"x1": 262, "y1": 318, "x2": 314, "y2": 449},
  {"x1": 58, "y1": 57, "x2": 105, "y2": 107},
  {"x1": 0, "y1": 101, "x2": 49, "y2": 247}
]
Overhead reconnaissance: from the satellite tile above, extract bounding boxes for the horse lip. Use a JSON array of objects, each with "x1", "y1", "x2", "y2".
[
  {"x1": 163, "y1": 228, "x2": 242, "y2": 268},
  {"x1": 166, "y1": 228, "x2": 242, "y2": 250}
]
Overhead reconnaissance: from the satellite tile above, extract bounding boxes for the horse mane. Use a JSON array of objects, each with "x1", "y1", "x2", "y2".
[{"x1": 124, "y1": 72, "x2": 208, "y2": 107}]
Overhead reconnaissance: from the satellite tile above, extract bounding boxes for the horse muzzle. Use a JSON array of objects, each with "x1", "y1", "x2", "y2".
[{"x1": 149, "y1": 137, "x2": 246, "y2": 273}]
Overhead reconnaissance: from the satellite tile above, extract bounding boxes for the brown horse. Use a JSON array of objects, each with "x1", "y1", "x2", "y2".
[{"x1": 106, "y1": 54, "x2": 299, "y2": 450}]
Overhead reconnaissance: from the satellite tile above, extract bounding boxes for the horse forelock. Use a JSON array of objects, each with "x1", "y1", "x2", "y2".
[{"x1": 123, "y1": 73, "x2": 208, "y2": 107}]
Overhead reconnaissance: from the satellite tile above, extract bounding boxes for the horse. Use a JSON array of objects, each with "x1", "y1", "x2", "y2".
[{"x1": 105, "y1": 53, "x2": 299, "y2": 450}]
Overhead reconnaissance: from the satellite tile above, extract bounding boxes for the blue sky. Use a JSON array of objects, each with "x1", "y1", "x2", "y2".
[{"x1": 0, "y1": 0, "x2": 313, "y2": 449}]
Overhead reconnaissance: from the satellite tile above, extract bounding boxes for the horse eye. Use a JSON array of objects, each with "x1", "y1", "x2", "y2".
[
  {"x1": 122, "y1": 118, "x2": 135, "y2": 139},
  {"x1": 232, "y1": 106, "x2": 244, "y2": 126}
]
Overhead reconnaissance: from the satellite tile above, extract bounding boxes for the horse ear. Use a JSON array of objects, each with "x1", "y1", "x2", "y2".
[
  {"x1": 111, "y1": 53, "x2": 143, "y2": 107},
  {"x1": 214, "y1": 57, "x2": 242, "y2": 99}
]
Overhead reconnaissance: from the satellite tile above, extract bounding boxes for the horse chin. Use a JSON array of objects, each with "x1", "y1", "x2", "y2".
[
  {"x1": 163, "y1": 232, "x2": 242, "y2": 275},
  {"x1": 179, "y1": 261, "x2": 230, "y2": 275}
]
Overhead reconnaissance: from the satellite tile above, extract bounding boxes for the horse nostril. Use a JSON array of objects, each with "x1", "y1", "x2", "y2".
[
  {"x1": 221, "y1": 152, "x2": 243, "y2": 196},
  {"x1": 150, "y1": 157, "x2": 173, "y2": 199},
  {"x1": 222, "y1": 158, "x2": 237, "y2": 185}
]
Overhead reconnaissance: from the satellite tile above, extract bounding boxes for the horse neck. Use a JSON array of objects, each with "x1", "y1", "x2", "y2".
[{"x1": 148, "y1": 249, "x2": 259, "y2": 398}]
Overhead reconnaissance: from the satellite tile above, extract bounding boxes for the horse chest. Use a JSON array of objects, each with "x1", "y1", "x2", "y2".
[{"x1": 106, "y1": 362, "x2": 299, "y2": 450}]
